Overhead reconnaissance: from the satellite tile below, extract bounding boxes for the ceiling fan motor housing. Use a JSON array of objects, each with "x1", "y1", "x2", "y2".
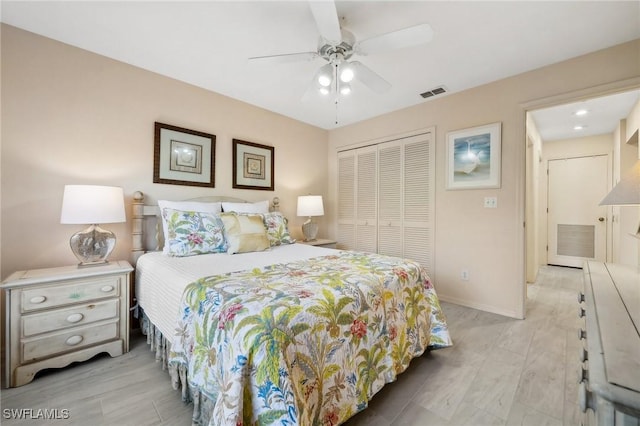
[{"x1": 318, "y1": 29, "x2": 355, "y2": 62}]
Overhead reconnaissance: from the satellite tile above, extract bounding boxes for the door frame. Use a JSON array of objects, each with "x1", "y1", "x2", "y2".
[{"x1": 521, "y1": 77, "x2": 640, "y2": 297}]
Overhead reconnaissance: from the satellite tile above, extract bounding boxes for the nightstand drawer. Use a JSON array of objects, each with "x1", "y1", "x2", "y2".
[
  {"x1": 21, "y1": 276, "x2": 121, "y2": 312},
  {"x1": 22, "y1": 299, "x2": 119, "y2": 337},
  {"x1": 22, "y1": 320, "x2": 120, "y2": 362}
]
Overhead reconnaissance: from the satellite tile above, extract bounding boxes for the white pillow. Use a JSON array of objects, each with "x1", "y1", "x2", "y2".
[
  {"x1": 157, "y1": 200, "x2": 222, "y2": 254},
  {"x1": 221, "y1": 200, "x2": 269, "y2": 214}
]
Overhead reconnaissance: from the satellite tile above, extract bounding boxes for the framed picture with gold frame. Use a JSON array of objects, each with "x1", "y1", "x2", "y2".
[
  {"x1": 232, "y1": 139, "x2": 274, "y2": 191},
  {"x1": 153, "y1": 122, "x2": 216, "y2": 187}
]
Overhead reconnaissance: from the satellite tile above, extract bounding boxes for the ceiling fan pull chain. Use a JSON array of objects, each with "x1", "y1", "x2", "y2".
[{"x1": 334, "y1": 64, "x2": 339, "y2": 124}]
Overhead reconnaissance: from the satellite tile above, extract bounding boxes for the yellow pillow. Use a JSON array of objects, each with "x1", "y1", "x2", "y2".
[{"x1": 220, "y1": 213, "x2": 270, "y2": 254}]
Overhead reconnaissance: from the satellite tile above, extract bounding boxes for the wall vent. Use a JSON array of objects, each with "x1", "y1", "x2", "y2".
[{"x1": 420, "y1": 86, "x2": 447, "y2": 99}]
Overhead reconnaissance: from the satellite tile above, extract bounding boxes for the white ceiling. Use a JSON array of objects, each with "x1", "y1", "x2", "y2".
[
  {"x1": 530, "y1": 90, "x2": 640, "y2": 142},
  {"x1": 2, "y1": 1, "x2": 640, "y2": 133}
]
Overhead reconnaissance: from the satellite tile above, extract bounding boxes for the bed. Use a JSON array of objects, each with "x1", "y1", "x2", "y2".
[{"x1": 132, "y1": 192, "x2": 452, "y2": 426}]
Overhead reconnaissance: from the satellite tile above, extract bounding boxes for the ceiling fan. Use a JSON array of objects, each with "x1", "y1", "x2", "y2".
[{"x1": 249, "y1": 1, "x2": 433, "y2": 98}]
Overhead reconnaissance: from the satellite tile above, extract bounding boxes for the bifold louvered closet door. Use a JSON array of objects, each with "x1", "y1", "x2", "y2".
[{"x1": 337, "y1": 132, "x2": 434, "y2": 274}]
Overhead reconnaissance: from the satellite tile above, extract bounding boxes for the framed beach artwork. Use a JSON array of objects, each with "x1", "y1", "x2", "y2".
[
  {"x1": 153, "y1": 122, "x2": 216, "y2": 187},
  {"x1": 232, "y1": 139, "x2": 274, "y2": 191},
  {"x1": 446, "y1": 122, "x2": 501, "y2": 190}
]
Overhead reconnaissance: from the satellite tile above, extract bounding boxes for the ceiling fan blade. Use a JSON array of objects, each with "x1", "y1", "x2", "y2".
[
  {"x1": 308, "y1": 0, "x2": 342, "y2": 45},
  {"x1": 351, "y1": 61, "x2": 391, "y2": 93},
  {"x1": 356, "y1": 23, "x2": 433, "y2": 56},
  {"x1": 249, "y1": 51, "x2": 319, "y2": 64}
]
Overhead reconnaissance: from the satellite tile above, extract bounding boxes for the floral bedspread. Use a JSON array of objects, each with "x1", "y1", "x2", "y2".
[{"x1": 169, "y1": 251, "x2": 452, "y2": 426}]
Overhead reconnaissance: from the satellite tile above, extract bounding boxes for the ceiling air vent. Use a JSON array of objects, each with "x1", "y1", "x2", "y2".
[{"x1": 420, "y1": 86, "x2": 447, "y2": 99}]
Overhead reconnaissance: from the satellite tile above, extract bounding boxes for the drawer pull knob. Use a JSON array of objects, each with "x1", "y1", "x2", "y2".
[
  {"x1": 578, "y1": 328, "x2": 586, "y2": 340},
  {"x1": 66, "y1": 313, "x2": 84, "y2": 323},
  {"x1": 578, "y1": 382, "x2": 593, "y2": 412},
  {"x1": 579, "y1": 347, "x2": 588, "y2": 363},
  {"x1": 29, "y1": 295, "x2": 46, "y2": 304},
  {"x1": 578, "y1": 292, "x2": 585, "y2": 303},
  {"x1": 578, "y1": 307, "x2": 585, "y2": 318},
  {"x1": 100, "y1": 285, "x2": 114, "y2": 293},
  {"x1": 65, "y1": 335, "x2": 83, "y2": 346},
  {"x1": 577, "y1": 364, "x2": 588, "y2": 383}
]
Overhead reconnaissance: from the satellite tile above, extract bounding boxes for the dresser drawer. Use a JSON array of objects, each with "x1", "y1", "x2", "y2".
[
  {"x1": 22, "y1": 299, "x2": 119, "y2": 337},
  {"x1": 20, "y1": 276, "x2": 121, "y2": 312},
  {"x1": 22, "y1": 320, "x2": 120, "y2": 362}
]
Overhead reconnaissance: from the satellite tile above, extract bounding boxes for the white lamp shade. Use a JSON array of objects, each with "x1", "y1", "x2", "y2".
[
  {"x1": 339, "y1": 62, "x2": 354, "y2": 83},
  {"x1": 297, "y1": 195, "x2": 324, "y2": 217},
  {"x1": 599, "y1": 159, "x2": 640, "y2": 206},
  {"x1": 61, "y1": 185, "x2": 126, "y2": 224},
  {"x1": 317, "y1": 64, "x2": 333, "y2": 87}
]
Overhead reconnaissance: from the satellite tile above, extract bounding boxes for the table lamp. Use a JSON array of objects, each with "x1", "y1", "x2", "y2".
[
  {"x1": 599, "y1": 159, "x2": 640, "y2": 238},
  {"x1": 60, "y1": 185, "x2": 126, "y2": 266},
  {"x1": 297, "y1": 195, "x2": 324, "y2": 241}
]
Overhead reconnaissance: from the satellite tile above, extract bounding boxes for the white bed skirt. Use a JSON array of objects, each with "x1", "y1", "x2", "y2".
[{"x1": 140, "y1": 311, "x2": 215, "y2": 426}]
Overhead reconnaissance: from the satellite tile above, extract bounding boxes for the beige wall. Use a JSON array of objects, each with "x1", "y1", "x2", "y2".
[
  {"x1": 328, "y1": 39, "x2": 640, "y2": 319},
  {"x1": 525, "y1": 114, "x2": 543, "y2": 284},
  {"x1": 627, "y1": 97, "x2": 640, "y2": 137},
  {"x1": 0, "y1": 24, "x2": 328, "y2": 277}
]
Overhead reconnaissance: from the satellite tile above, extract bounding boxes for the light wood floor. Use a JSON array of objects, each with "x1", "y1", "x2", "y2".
[{"x1": 1, "y1": 265, "x2": 584, "y2": 425}]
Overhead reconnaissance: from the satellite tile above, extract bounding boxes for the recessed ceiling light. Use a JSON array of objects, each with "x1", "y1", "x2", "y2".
[
  {"x1": 574, "y1": 109, "x2": 589, "y2": 116},
  {"x1": 574, "y1": 124, "x2": 586, "y2": 130}
]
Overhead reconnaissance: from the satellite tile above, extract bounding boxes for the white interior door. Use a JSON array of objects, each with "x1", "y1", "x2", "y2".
[{"x1": 547, "y1": 155, "x2": 609, "y2": 267}]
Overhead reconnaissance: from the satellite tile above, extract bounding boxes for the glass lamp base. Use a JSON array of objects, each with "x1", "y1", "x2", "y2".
[
  {"x1": 302, "y1": 218, "x2": 319, "y2": 242},
  {"x1": 69, "y1": 224, "x2": 116, "y2": 267}
]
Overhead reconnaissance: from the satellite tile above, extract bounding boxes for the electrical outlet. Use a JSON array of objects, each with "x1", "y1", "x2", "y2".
[
  {"x1": 461, "y1": 269, "x2": 469, "y2": 281},
  {"x1": 484, "y1": 197, "x2": 498, "y2": 208}
]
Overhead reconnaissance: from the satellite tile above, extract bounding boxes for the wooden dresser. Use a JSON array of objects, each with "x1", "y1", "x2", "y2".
[
  {"x1": 579, "y1": 261, "x2": 640, "y2": 425},
  {"x1": 2, "y1": 261, "x2": 132, "y2": 387}
]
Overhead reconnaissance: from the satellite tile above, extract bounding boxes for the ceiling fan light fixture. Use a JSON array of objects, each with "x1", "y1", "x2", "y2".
[
  {"x1": 317, "y1": 64, "x2": 333, "y2": 87},
  {"x1": 340, "y1": 83, "x2": 352, "y2": 95},
  {"x1": 319, "y1": 86, "x2": 330, "y2": 95},
  {"x1": 318, "y1": 74, "x2": 332, "y2": 87},
  {"x1": 339, "y1": 63, "x2": 354, "y2": 83}
]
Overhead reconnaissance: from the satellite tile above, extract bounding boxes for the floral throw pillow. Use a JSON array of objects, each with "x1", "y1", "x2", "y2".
[
  {"x1": 162, "y1": 208, "x2": 227, "y2": 257},
  {"x1": 262, "y1": 212, "x2": 296, "y2": 246}
]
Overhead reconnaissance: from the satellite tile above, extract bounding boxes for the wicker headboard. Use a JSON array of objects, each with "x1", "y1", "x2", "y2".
[{"x1": 131, "y1": 191, "x2": 280, "y2": 263}]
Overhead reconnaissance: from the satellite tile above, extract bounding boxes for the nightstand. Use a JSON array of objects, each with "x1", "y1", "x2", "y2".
[
  {"x1": 1, "y1": 260, "x2": 133, "y2": 387},
  {"x1": 298, "y1": 238, "x2": 337, "y2": 249}
]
